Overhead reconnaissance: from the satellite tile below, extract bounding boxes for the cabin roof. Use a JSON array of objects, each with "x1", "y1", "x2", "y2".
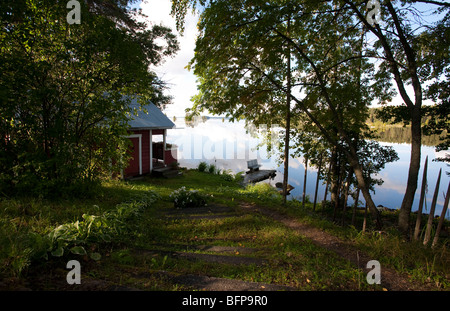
[{"x1": 127, "y1": 97, "x2": 175, "y2": 130}]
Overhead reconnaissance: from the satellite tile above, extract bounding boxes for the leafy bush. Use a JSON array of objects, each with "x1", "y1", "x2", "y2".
[
  {"x1": 220, "y1": 173, "x2": 234, "y2": 182},
  {"x1": 169, "y1": 187, "x2": 208, "y2": 209},
  {"x1": 234, "y1": 171, "x2": 244, "y2": 182},
  {"x1": 219, "y1": 169, "x2": 234, "y2": 182},
  {"x1": 208, "y1": 164, "x2": 217, "y2": 174},
  {"x1": 198, "y1": 162, "x2": 208, "y2": 172}
]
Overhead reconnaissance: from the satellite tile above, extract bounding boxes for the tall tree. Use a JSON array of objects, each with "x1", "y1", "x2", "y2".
[
  {"x1": 174, "y1": 0, "x2": 392, "y2": 228},
  {"x1": 341, "y1": 0, "x2": 449, "y2": 233},
  {"x1": 173, "y1": 0, "x2": 449, "y2": 234},
  {"x1": 282, "y1": 11, "x2": 292, "y2": 205},
  {"x1": 0, "y1": 0, "x2": 179, "y2": 196}
]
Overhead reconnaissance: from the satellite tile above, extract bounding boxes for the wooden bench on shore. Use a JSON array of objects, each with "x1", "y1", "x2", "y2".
[{"x1": 247, "y1": 159, "x2": 262, "y2": 173}]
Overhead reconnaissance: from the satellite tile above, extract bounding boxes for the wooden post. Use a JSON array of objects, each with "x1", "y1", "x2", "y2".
[
  {"x1": 431, "y1": 180, "x2": 450, "y2": 248},
  {"x1": 413, "y1": 156, "x2": 428, "y2": 240},
  {"x1": 423, "y1": 168, "x2": 442, "y2": 246},
  {"x1": 313, "y1": 155, "x2": 323, "y2": 211}
]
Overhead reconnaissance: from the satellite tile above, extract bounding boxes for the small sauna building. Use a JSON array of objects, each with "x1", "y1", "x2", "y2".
[{"x1": 122, "y1": 98, "x2": 177, "y2": 178}]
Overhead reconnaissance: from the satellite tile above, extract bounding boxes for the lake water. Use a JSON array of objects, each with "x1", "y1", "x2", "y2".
[{"x1": 166, "y1": 117, "x2": 450, "y2": 219}]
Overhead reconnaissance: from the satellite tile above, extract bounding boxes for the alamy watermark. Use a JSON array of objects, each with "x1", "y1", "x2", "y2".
[
  {"x1": 67, "y1": 0, "x2": 81, "y2": 24},
  {"x1": 367, "y1": 0, "x2": 382, "y2": 26},
  {"x1": 66, "y1": 260, "x2": 81, "y2": 285},
  {"x1": 64, "y1": 258, "x2": 381, "y2": 286},
  {"x1": 366, "y1": 260, "x2": 381, "y2": 285},
  {"x1": 66, "y1": 1, "x2": 382, "y2": 27}
]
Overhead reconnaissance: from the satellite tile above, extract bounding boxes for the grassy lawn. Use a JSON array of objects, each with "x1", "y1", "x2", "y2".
[{"x1": 0, "y1": 169, "x2": 448, "y2": 290}]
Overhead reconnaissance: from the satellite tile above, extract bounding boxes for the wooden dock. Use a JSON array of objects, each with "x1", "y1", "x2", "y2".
[{"x1": 242, "y1": 169, "x2": 276, "y2": 186}]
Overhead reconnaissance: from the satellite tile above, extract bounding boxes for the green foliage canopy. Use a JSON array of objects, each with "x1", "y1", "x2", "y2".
[{"x1": 0, "y1": 0, "x2": 179, "y2": 196}]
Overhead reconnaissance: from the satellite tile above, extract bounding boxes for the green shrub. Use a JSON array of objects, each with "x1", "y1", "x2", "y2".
[
  {"x1": 242, "y1": 183, "x2": 281, "y2": 202},
  {"x1": 220, "y1": 173, "x2": 233, "y2": 182},
  {"x1": 233, "y1": 171, "x2": 244, "y2": 182},
  {"x1": 198, "y1": 162, "x2": 208, "y2": 172},
  {"x1": 208, "y1": 164, "x2": 217, "y2": 174}
]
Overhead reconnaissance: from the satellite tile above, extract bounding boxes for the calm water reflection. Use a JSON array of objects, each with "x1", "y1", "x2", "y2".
[{"x1": 167, "y1": 117, "x2": 450, "y2": 219}]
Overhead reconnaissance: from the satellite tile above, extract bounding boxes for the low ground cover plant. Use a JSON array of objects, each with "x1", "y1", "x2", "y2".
[
  {"x1": 0, "y1": 191, "x2": 160, "y2": 277},
  {"x1": 169, "y1": 186, "x2": 209, "y2": 209}
]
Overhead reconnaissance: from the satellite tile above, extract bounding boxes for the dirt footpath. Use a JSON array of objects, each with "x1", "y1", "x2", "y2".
[{"x1": 239, "y1": 202, "x2": 439, "y2": 291}]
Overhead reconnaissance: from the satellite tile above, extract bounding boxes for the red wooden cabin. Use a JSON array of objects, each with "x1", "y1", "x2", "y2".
[{"x1": 122, "y1": 99, "x2": 177, "y2": 178}]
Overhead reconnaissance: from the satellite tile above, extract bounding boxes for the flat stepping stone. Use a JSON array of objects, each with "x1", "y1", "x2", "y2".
[
  {"x1": 153, "y1": 271, "x2": 296, "y2": 291},
  {"x1": 150, "y1": 244, "x2": 261, "y2": 255},
  {"x1": 188, "y1": 245, "x2": 260, "y2": 255},
  {"x1": 164, "y1": 205, "x2": 239, "y2": 220},
  {"x1": 168, "y1": 213, "x2": 240, "y2": 220},
  {"x1": 164, "y1": 205, "x2": 235, "y2": 216},
  {"x1": 173, "y1": 252, "x2": 266, "y2": 266},
  {"x1": 138, "y1": 249, "x2": 267, "y2": 266}
]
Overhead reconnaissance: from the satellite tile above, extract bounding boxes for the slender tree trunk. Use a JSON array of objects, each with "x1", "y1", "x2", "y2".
[
  {"x1": 349, "y1": 153, "x2": 382, "y2": 230},
  {"x1": 302, "y1": 156, "x2": 308, "y2": 208},
  {"x1": 313, "y1": 155, "x2": 323, "y2": 211},
  {"x1": 413, "y1": 156, "x2": 428, "y2": 240},
  {"x1": 362, "y1": 202, "x2": 368, "y2": 233},
  {"x1": 322, "y1": 160, "x2": 331, "y2": 211},
  {"x1": 432, "y1": 180, "x2": 450, "y2": 248},
  {"x1": 282, "y1": 14, "x2": 291, "y2": 205},
  {"x1": 423, "y1": 168, "x2": 442, "y2": 246},
  {"x1": 342, "y1": 169, "x2": 353, "y2": 226},
  {"x1": 330, "y1": 147, "x2": 339, "y2": 217},
  {"x1": 399, "y1": 107, "x2": 422, "y2": 235},
  {"x1": 333, "y1": 152, "x2": 345, "y2": 221}
]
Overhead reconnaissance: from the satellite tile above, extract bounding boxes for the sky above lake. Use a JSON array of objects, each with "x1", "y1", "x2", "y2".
[{"x1": 140, "y1": 0, "x2": 199, "y2": 118}]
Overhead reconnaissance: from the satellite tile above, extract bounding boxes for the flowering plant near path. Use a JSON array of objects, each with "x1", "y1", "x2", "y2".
[{"x1": 170, "y1": 187, "x2": 209, "y2": 209}]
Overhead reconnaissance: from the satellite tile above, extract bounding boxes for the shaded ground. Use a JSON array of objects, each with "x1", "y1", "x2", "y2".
[
  {"x1": 238, "y1": 202, "x2": 438, "y2": 291},
  {"x1": 153, "y1": 201, "x2": 438, "y2": 291},
  {"x1": 4, "y1": 200, "x2": 443, "y2": 291}
]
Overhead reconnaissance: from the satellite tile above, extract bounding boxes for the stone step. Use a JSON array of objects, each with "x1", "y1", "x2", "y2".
[
  {"x1": 167, "y1": 213, "x2": 240, "y2": 220},
  {"x1": 137, "y1": 249, "x2": 267, "y2": 266},
  {"x1": 152, "y1": 166, "x2": 182, "y2": 178},
  {"x1": 164, "y1": 205, "x2": 235, "y2": 216},
  {"x1": 150, "y1": 243, "x2": 261, "y2": 255},
  {"x1": 150, "y1": 271, "x2": 297, "y2": 291}
]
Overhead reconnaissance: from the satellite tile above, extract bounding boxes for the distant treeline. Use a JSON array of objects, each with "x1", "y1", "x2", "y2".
[{"x1": 368, "y1": 108, "x2": 446, "y2": 147}]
